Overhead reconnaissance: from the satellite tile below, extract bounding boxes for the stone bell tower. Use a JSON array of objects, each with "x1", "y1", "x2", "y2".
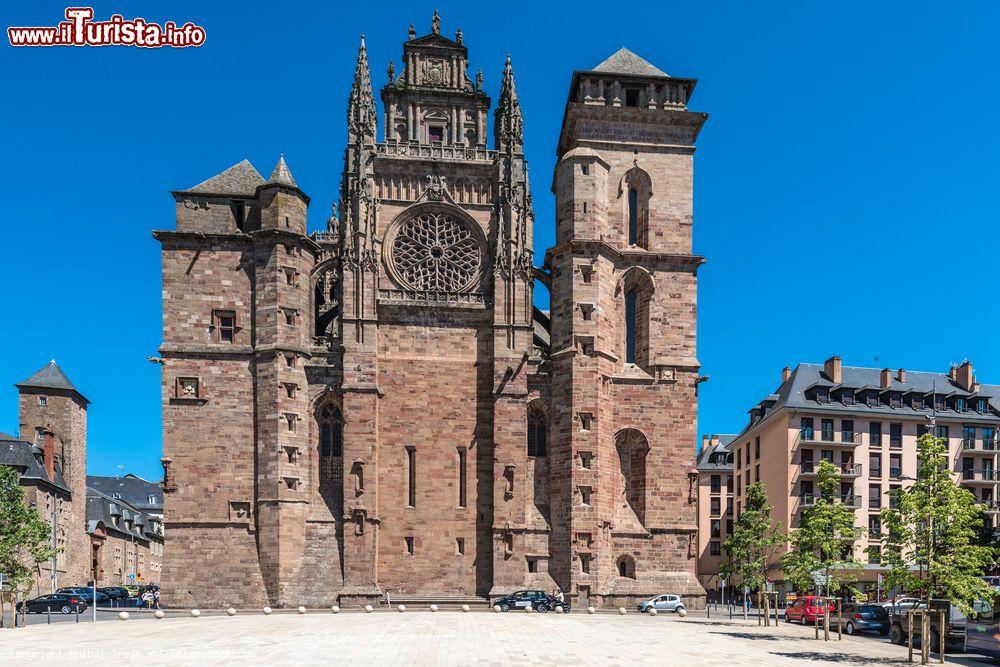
[{"x1": 546, "y1": 48, "x2": 708, "y2": 607}]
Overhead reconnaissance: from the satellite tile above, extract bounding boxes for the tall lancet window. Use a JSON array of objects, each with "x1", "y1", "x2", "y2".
[
  {"x1": 528, "y1": 408, "x2": 547, "y2": 457},
  {"x1": 628, "y1": 188, "x2": 638, "y2": 245},
  {"x1": 320, "y1": 405, "x2": 343, "y2": 457},
  {"x1": 625, "y1": 289, "x2": 638, "y2": 364}
]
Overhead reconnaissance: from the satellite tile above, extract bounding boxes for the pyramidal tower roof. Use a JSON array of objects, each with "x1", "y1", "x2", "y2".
[
  {"x1": 182, "y1": 159, "x2": 265, "y2": 196},
  {"x1": 266, "y1": 155, "x2": 298, "y2": 188},
  {"x1": 16, "y1": 360, "x2": 88, "y2": 403},
  {"x1": 593, "y1": 48, "x2": 668, "y2": 78}
]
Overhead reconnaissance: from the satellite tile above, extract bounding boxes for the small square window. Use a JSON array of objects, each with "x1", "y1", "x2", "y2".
[
  {"x1": 579, "y1": 486, "x2": 592, "y2": 506},
  {"x1": 38, "y1": 396, "x2": 47, "y2": 406},
  {"x1": 580, "y1": 452, "x2": 593, "y2": 469},
  {"x1": 285, "y1": 413, "x2": 297, "y2": 432},
  {"x1": 456, "y1": 538, "x2": 465, "y2": 555},
  {"x1": 580, "y1": 413, "x2": 594, "y2": 431},
  {"x1": 285, "y1": 354, "x2": 296, "y2": 368},
  {"x1": 580, "y1": 553, "x2": 591, "y2": 574},
  {"x1": 428, "y1": 126, "x2": 444, "y2": 143},
  {"x1": 214, "y1": 311, "x2": 236, "y2": 343},
  {"x1": 580, "y1": 266, "x2": 594, "y2": 284},
  {"x1": 284, "y1": 383, "x2": 297, "y2": 399},
  {"x1": 527, "y1": 557, "x2": 538, "y2": 573},
  {"x1": 581, "y1": 164, "x2": 589, "y2": 175},
  {"x1": 283, "y1": 309, "x2": 296, "y2": 326},
  {"x1": 405, "y1": 536, "x2": 414, "y2": 555}
]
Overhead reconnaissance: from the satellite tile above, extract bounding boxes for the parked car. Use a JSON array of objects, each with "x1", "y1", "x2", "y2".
[
  {"x1": 889, "y1": 599, "x2": 966, "y2": 648},
  {"x1": 494, "y1": 590, "x2": 562, "y2": 613},
  {"x1": 16, "y1": 593, "x2": 88, "y2": 614},
  {"x1": 838, "y1": 602, "x2": 891, "y2": 636},
  {"x1": 637, "y1": 594, "x2": 685, "y2": 613},
  {"x1": 55, "y1": 587, "x2": 111, "y2": 605},
  {"x1": 98, "y1": 586, "x2": 130, "y2": 601},
  {"x1": 883, "y1": 596, "x2": 922, "y2": 616},
  {"x1": 784, "y1": 596, "x2": 837, "y2": 625}
]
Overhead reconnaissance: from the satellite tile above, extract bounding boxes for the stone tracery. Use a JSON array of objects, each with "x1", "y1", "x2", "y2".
[{"x1": 389, "y1": 208, "x2": 483, "y2": 292}]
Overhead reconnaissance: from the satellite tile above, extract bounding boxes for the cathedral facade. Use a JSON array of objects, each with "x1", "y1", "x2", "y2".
[{"x1": 155, "y1": 14, "x2": 708, "y2": 609}]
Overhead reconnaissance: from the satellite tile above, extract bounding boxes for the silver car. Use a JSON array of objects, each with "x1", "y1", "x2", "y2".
[{"x1": 637, "y1": 594, "x2": 685, "y2": 613}]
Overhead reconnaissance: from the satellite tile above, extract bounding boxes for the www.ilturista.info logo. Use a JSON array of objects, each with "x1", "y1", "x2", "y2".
[{"x1": 8, "y1": 7, "x2": 206, "y2": 48}]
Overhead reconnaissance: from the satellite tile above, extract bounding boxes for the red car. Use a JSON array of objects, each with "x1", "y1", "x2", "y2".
[{"x1": 785, "y1": 596, "x2": 838, "y2": 625}]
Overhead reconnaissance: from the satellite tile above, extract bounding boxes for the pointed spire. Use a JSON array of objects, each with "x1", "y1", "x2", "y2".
[
  {"x1": 267, "y1": 154, "x2": 297, "y2": 187},
  {"x1": 347, "y1": 34, "x2": 377, "y2": 141},
  {"x1": 494, "y1": 55, "x2": 523, "y2": 151},
  {"x1": 431, "y1": 9, "x2": 441, "y2": 35},
  {"x1": 17, "y1": 359, "x2": 89, "y2": 403}
]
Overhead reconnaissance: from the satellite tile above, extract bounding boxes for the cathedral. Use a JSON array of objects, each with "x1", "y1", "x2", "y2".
[{"x1": 155, "y1": 12, "x2": 708, "y2": 609}]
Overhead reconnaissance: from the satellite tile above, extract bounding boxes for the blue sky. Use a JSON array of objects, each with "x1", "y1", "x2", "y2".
[{"x1": 2, "y1": 1, "x2": 999, "y2": 478}]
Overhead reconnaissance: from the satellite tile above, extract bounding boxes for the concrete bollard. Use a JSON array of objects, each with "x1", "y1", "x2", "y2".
[
  {"x1": 364, "y1": 605, "x2": 374, "y2": 613},
  {"x1": 263, "y1": 606, "x2": 272, "y2": 615},
  {"x1": 647, "y1": 608, "x2": 657, "y2": 616},
  {"x1": 153, "y1": 610, "x2": 165, "y2": 619},
  {"x1": 493, "y1": 605, "x2": 502, "y2": 613},
  {"x1": 118, "y1": 611, "x2": 130, "y2": 621},
  {"x1": 397, "y1": 605, "x2": 406, "y2": 613},
  {"x1": 429, "y1": 604, "x2": 438, "y2": 612},
  {"x1": 227, "y1": 608, "x2": 237, "y2": 616},
  {"x1": 190, "y1": 609, "x2": 201, "y2": 618},
  {"x1": 297, "y1": 606, "x2": 307, "y2": 614},
  {"x1": 618, "y1": 607, "x2": 627, "y2": 615},
  {"x1": 331, "y1": 606, "x2": 340, "y2": 614},
  {"x1": 678, "y1": 608, "x2": 687, "y2": 618},
  {"x1": 461, "y1": 604, "x2": 470, "y2": 612},
  {"x1": 587, "y1": 606, "x2": 596, "y2": 615}
]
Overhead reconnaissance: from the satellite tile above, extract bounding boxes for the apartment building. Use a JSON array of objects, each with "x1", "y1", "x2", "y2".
[
  {"x1": 728, "y1": 356, "x2": 999, "y2": 597},
  {"x1": 695, "y1": 434, "x2": 735, "y2": 599}
]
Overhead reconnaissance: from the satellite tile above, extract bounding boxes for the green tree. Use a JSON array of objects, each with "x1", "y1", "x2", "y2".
[
  {"x1": 720, "y1": 482, "x2": 783, "y2": 598},
  {"x1": 0, "y1": 465, "x2": 57, "y2": 596},
  {"x1": 878, "y1": 432, "x2": 996, "y2": 615},
  {"x1": 781, "y1": 459, "x2": 864, "y2": 596}
]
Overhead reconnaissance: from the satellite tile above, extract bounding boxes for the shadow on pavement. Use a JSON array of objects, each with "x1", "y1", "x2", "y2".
[
  {"x1": 769, "y1": 651, "x2": 909, "y2": 665},
  {"x1": 710, "y1": 631, "x2": 782, "y2": 641}
]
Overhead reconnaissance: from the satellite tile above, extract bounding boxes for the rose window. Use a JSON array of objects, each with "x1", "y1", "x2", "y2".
[{"x1": 390, "y1": 210, "x2": 482, "y2": 292}]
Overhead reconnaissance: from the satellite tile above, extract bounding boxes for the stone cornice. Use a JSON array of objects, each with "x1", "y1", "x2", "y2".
[
  {"x1": 545, "y1": 239, "x2": 705, "y2": 272},
  {"x1": 152, "y1": 230, "x2": 252, "y2": 246}
]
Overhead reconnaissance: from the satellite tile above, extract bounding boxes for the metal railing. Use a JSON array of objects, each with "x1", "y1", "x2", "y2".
[
  {"x1": 964, "y1": 438, "x2": 997, "y2": 451},
  {"x1": 798, "y1": 493, "x2": 861, "y2": 509},
  {"x1": 797, "y1": 431, "x2": 863, "y2": 446},
  {"x1": 889, "y1": 467, "x2": 903, "y2": 479}
]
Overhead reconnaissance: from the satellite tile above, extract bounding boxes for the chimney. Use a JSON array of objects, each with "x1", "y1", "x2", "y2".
[
  {"x1": 956, "y1": 360, "x2": 975, "y2": 391},
  {"x1": 42, "y1": 430, "x2": 55, "y2": 481},
  {"x1": 880, "y1": 368, "x2": 892, "y2": 389},
  {"x1": 824, "y1": 356, "x2": 842, "y2": 384},
  {"x1": 897, "y1": 368, "x2": 906, "y2": 383},
  {"x1": 701, "y1": 434, "x2": 709, "y2": 451},
  {"x1": 948, "y1": 366, "x2": 957, "y2": 381},
  {"x1": 781, "y1": 366, "x2": 791, "y2": 383},
  {"x1": 710, "y1": 434, "x2": 720, "y2": 447}
]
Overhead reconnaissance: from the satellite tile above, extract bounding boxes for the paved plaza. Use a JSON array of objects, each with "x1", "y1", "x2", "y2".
[{"x1": 1, "y1": 609, "x2": 991, "y2": 666}]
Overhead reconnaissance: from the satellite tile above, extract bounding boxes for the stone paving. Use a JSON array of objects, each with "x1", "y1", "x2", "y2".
[{"x1": 0, "y1": 609, "x2": 987, "y2": 666}]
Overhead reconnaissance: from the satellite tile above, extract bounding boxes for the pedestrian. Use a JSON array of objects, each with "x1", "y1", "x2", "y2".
[
  {"x1": 555, "y1": 589, "x2": 565, "y2": 604},
  {"x1": 142, "y1": 590, "x2": 153, "y2": 609},
  {"x1": 153, "y1": 589, "x2": 161, "y2": 609}
]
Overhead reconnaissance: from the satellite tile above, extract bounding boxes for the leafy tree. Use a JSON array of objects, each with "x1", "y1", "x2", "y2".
[
  {"x1": 878, "y1": 433, "x2": 996, "y2": 615},
  {"x1": 0, "y1": 465, "x2": 57, "y2": 596},
  {"x1": 781, "y1": 459, "x2": 864, "y2": 596},
  {"x1": 720, "y1": 482, "x2": 783, "y2": 597}
]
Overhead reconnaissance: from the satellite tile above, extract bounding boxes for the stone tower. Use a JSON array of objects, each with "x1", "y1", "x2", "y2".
[
  {"x1": 546, "y1": 48, "x2": 708, "y2": 607},
  {"x1": 16, "y1": 360, "x2": 90, "y2": 590}
]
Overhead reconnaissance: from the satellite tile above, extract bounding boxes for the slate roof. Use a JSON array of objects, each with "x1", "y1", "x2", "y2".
[
  {"x1": 87, "y1": 486, "x2": 162, "y2": 543},
  {"x1": 180, "y1": 159, "x2": 265, "y2": 197},
  {"x1": 87, "y1": 474, "x2": 163, "y2": 513},
  {"x1": 593, "y1": 48, "x2": 669, "y2": 78},
  {"x1": 0, "y1": 436, "x2": 70, "y2": 493},
  {"x1": 696, "y1": 434, "x2": 736, "y2": 472},
  {"x1": 266, "y1": 155, "x2": 298, "y2": 188},
  {"x1": 736, "y1": 363, "x2": 1000, "y2": 440},
  {"x1": 16, "y1": 360, "x2": 88, "y2": 403}
]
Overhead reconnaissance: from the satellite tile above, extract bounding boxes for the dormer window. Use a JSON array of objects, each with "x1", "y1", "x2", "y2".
[
  {"x1": 934, "y1": 395, "x2": 945, "y2": 411},
  {"x1": 816, "y1": 387, "x2": 830, "y2": 404},
  {"x1": 428, "y1": 125, "x2": 444, "y2": 143},
  {"x1": 866, "y1": 391, "x2": 879, "y2": 407},
  {"x1": 842, "y1": 389, "x2": 855, "y2": 405},
  {"x1": 911, "y1": 394, "x2": 923, "y2": 410},
  {"x1": 956, "y1": 397, "x2": 967, "y2": 413},
  {"x1": 978, "y1": 398, "x2": 989, "y2": 413},
  {"x1": 625, "y1": 87, "x2": 641, "y2": 107},
  {"x1": 890, "y1": 392, "x2": 901, "y2": 408}
]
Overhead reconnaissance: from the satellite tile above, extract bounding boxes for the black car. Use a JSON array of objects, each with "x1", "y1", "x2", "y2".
[
  {"x1": 494, "y1": 590, "x2": 568, "y2": 613},
  {"x1": 56, "y1": 587, "x2": 111, "y2": 605},
  {"x1": 99, "y1": 586, "x2": 130, "y2": 601},
  {"x1": 839, "y1": 603, "x2": 891, "y2": 635},
  {"x1": 16, "y1": 594, "x2": 89, "y2": 614}
]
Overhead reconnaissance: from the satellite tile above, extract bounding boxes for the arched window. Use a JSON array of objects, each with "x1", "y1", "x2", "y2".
[
  {"x1": 625, "y1": 289, "x2": 637, "y2": 364},
  {"x1": 528, "y1": 408, "x2": 547, "y2": 457},
  {"x1": 627, "y1": 188, "x2": 638, "y2": 245},
  {"x1": 319, "y1": 405, "x2": 343, "y2": 457},
  {"x1": 617, "y1": 555, "x2": 636, "y2": 578}
]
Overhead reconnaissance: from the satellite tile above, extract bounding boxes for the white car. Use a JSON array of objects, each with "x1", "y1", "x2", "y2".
[{"x1": 637, "y1": 594, "x2": 685, "y2": 613}]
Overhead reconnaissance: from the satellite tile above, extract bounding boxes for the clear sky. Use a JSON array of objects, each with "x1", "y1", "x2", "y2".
[{"x1": 2, "y1": 1, "x2": 999, "y2": 479}]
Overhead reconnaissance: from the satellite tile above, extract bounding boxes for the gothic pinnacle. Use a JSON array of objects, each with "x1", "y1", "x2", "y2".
[{"x1": 348, "y1": 34, "x2": 377, "y2": 139}]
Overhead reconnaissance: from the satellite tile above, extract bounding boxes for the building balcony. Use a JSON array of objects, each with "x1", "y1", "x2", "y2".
[
  {"x1": 962, "y1": 470, "x2": 1000, "y2": 484},
  {"x1": 964, "y1": 439, "x2": 998, "y2": 453},
  {"x1": 798, "y1": 494, "x2": 862, "y2": 510},
  {"x1": 982, "y1": 502, "x2": 1000, "y2": 515},
  {"x1": 799, "y1": 463, "x2": 862, "y2": 478},
  {"x1": 797, "y1": 431, "x2": 863, "y2": 448}
]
